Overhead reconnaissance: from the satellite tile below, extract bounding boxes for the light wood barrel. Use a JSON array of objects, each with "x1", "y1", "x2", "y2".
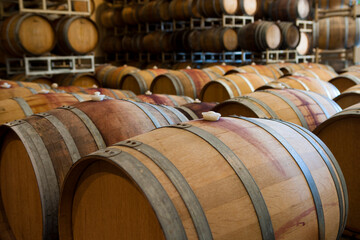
[
  {"x1": 314, "y1": 103, "x2": 359, "y2": 235},
  {"x1": 56, "y1": 86, "x2": 137, "y2": 99},
  {"x1": 0, "y1": 13, "x2": 55, "y2": 57},
  {"x1": 237, "y1": 21, "x2": 282, "y2": 52},
  {"x1": 120, "y1": 69, "x2": 170, "y2": 95},
  {"x1": 228, "y1": 64, "x2": 282, "y2": 80},
  {"x1": 275, "y1": 75, "x2": 340, "y2": 99},
  {"x1": 213, "y1": 88, "x2": 341, "y2": 130},
  {"x1": 202, "y1": 64, "x2": 236, "y2": 76},
  {"x1": 329, "y1": 71, "x2": 360, "y2": 93},
  {"x1": 297, "y1": 32, "x2": 313, "y2": 55},
  {"x1": 199, "y1": 27, "x2": 238, "y2": 52},
  {"x1": 200, "y1": 73, "x2": 272, "y2": 102},
  {"x1": 236, "y1": 0, "x2": 257, "y2": 16},
  {"x1": 197, "y1": 0, "x2": 238, "y2": 17},
  {"x1": 0, "y1": 79, "x2": 51, "y2": 91},
  {"x1": 150, "y1": 69, "x2": 218, "y2": 99},
  {"x1": 269, "y1": 0, "x2": 310, "y2": 21},
  {"x1": 297, "y1": 63, "x2": 336, "y2": 72},
  {"x1": 175, "y1": 101, "x2": 217, "y2": 119},
  {"x1": 135, "y1": 94, "x2": 194, "y2": 106},
  {"x1": 0, "y1": 99, "x2": 188, "y2": 240},
  {"x1": 96, "y1": 65, "x2": 140, "y2": 89},
  {"x1": 341, "y1": 65, "x2": 360, "y2": 73},
  {"x1": 293, "y1": 68, "x2": 338, "y2": 82},
  {"x1": 315, "y1": 16, "x2": 360, "y2": 50},
  {"x1": 318, "y1": 0, "x2": 356, "y2": 9},
  {"x1": 277, "y1": 22, "x2": 301, "y2": 49},
  {"x1": 52, "y1": 73, "x2": 100, "y2": 88},
  {"x1": 333, "y1": 84, "x2": 360, "y2": 109},
  {"x1": 58, "y1": 116, "x2": 347, "y2": 240},
  {"x1": 10, "y1": 74, "x2": 53, "y2": 86},
  {"x1": 0, "y1": 92, "x2": 91, "y2": 124},
  {"x1": 0, "y1": 86, "x2": 54, "y2": 100},
  {"x1": 54, "y1": 16, "x2": 99, "y2": 55}
]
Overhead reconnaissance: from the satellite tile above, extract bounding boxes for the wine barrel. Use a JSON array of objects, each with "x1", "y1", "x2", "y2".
[
  {"x1": 199, "y1": 27, "x2": 238, "y2": 52},
  {"x1": 0, "y1": 99, "x2": 188, "y2": 240},
  {"x1": 169, "y1": 0, "x2": 200, "y2": 20},
  {"x1": 333, "y1": 84, "x2": 360, "y2": 109},
  {"x1": 273, "y1": 75, "x2": 340, "y2": 99},
  {"x1": 54, "y1": 16, "x2": 99, "y2": 55},
  {"x1": 100, "y1": 7, "x2": 124, "y2": 28},
  {"x1": 96, "y1": 65, "x2": 139, "y2": 89},
  {"x1": 170, "y1": 30, "x2": 193, "y2": 52},
  {"x1": 0, "y1": 92, "x2": 91, "y2": 124},
  {"x1": 200, "y1": 73, "x2": 272, "y2": 102},
  {"x1": 236, "y1": 0, "x2": 257, "y2": 16},
  {"x1": 188, "y1": 29, "x2": 202, "y2": 52},
  {"x1": 341, "y1": 65, "x2": 360, "y2": 73},
  {"x1": 150, "y1": 69, "x2": 218, "y2": 99},
  {"x1": 143, "y1": 31, "x2": 174, "y2": 53},
  {"x1": 56, "y1": 86, "x2": 137, "y2": 99},
  {"x1": 269, "y1": 0, "x2": 310, "y2": 21},
  {"x1": 121, "y1": 4, "x2": 142, "y2": 25},
  {"x1": 213, "y1": 88, "x2": 341, "y2": 130},
  {"x1": 296, "y1": 32, "x2": 313, "y2": 55},
  {"x1": 202, "y1": 64, "x2": 236, "y2": 76},
  {"x1": 228, "y1": 64, "x2": 282, "y2": 80},
  {"x1": 58, "y1": 116, "x2": 347, "y2": 240},
  {"x1": 197, "y1": 0, "x2": 238, "y2": 17},
  {"x1": 318, "y1": 0, "x2": 356, "y2": 9},
  {"x1": 72, "y1": 0, "x2": 95, "y2": 15},
  {"x1": 293, "y1": 68, "x2": 338, "y2": 82},
  {"x1": 0, "y1": 13, "x2": 55, "y2": 57},
  {"x1": 121, "y1": 33, "x2": 145, "y2": 53},
  {"x1": 314, "y1": 103, "x2": 359, "y2": 234},
  {"x1": 172, "y1": 62, "x2": 198, "y2": 70},
  {"x1": 0, "y1": 79, "x2": 51, "y2": 91},
  {"x1": 237, "y1": 21, "x2": 282, "y2": 52},
  {"x1": 120, "y1": 68, "x2": 170, "y2": 95},
  {"x1": 175, "y1": 101, "x2": 217, "y2": 119},
  {"x1": 135, "y1": 93, "x2": 194, "y2": 106},
  {"x1": 0, "y1": 86, "x2": 59, "y2": 100},
  {"x1": 52, "y1": 73, "x2": 100, "y2": 88},
  {"x1": 140, "y1": 0, "x2": 171, "y2": 22},
  {"x1": 315, "y1": 16, "x2": 360, "y2": 50},
  {"x1": 277, "y1": 22, "x2": 301, "y2": 49},
  {"x1": 329, "y1": 71, "x2": 360, "y2": 93},
  {"x1": 101, "y1": 36, "x2": 123, "y2": 53},
  {"x1": 298, "y1": 63, "x2": 336, "y2": 72},
  {"x1": 255, "y1": 0, "x2": 273, "y2": 19},
  {"x1": 10, "y1": 74, "x2": 52, "y2": 86}
]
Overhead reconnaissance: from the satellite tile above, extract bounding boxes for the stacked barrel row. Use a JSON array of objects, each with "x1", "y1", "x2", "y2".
[
  {"x1": 0, "y1": 62, "x2": 356, "y2": 240},
  {"x1": 0, "y1": 13, "x2": 99, "y2": 61}
]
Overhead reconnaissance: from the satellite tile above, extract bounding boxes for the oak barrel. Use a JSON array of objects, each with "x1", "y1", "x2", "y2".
[
  {"x1": 169, "y1": 0, "x2": 201, "y2": 20},
  {"x1": 228, "y1": 64, "x2": 282, "y2": 80},
  {"x1": 54, "y1": 16, "x2": 99, "y2": 55},
  {"x1": 150, "y1": 69, "x2": 218, "y2": 99},
  {"x1": 52, "y1": 73, "x2": 100, "y2": 88},
  {"x1": 128, "y1": 74, "x2": 167, "y2": 91},
  {"x1": 202, "y1": 64, "x2": 236, "y2": 76},
  {"x1": 213, "y1": 88, "x2": 341, "y2": 131},
  {"x1": 140, "y1": 0, "x2": 171, "y2": 22},
  {"x1": 277, "y1": 22, "x2": 301, "y2": 49},
  {"x1": 101, "y1": 36, "x2": 123, "y2": 53},
  {"x1": 135, "y1": 93, "x2": 194, "y2": 106},
  {"x1": 318, "y1": 0, "x2": 356, "y2": 9},
  {"x1": 269, "y1": 0, "x2": 310, "y2": 21},
  {"x1": 314, "y1": 103, "x2": 360, "y2": 234},
  {"x1": 315, "y1": 16, "x2": 360, "y2": 50},
  {"x1": 56, "y1": 86, "x2": 137, "y2": 99},
  {"x1": 293, "y1": 68, "x2": 338, "y2": 82},
  {"x1": 0, "y1": 86, "x2": 56, "y2": 101},
  {"x1": 296, "y1": 32, "x2": 313, "y2": 55},
  {"x1": 237, "y1": 21, "x2": 282, "y2": 52},
  {"x1": 333, "y1": 84, "x2": 360, "y2": 109},
  {"x1": 143, "y1": 31, "x2": 174, "y2": 53},
  {"x1": 0, "y1": 92, "x2": 91, "y2": 124},
  {"x1": 329, "y1": 71, "x2": 360, "y2": 93},
  {"x1": 199, "y1": 27, "x2": 238, "y2": 52},
  {"x1": 121, "y1": 4, "x2": 142, "y2": 25},
  {"x1": 10, "y1": 74, "x2": 53, "y2": 86},
  {"x1": 175, "y1": 101, "x2": 217, "y2": 119},
  {"x1": 200, "y1": 73, "x2": 272, "y2": 102},
  {"x1": 96, "y1": 65, "x2": 139, "y2": 89},
  {"x1": 0, "y1": 79, "x2": 50, "y2": 91},
  {"x1": 236, "y1": 0, "x2": 257, "y2": 16},
  {"x1": 270, "y1": 75, "x2": 340, "y2": 99},
  {"x1": 0, "y1": 99, "x2": 188, "y2": 240},
  {"x1": 197, "y1": 0, "x2": 238, "y2": 17},
  {"x1": 100, "y1": 7, "x2": 124, "y2": 28},
  {"x1": 0, "y1": 13, "x2": 55, "y2": 57},
  {"x1": 58, "y1": 116, "x2": 347, "y2": 240}
]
